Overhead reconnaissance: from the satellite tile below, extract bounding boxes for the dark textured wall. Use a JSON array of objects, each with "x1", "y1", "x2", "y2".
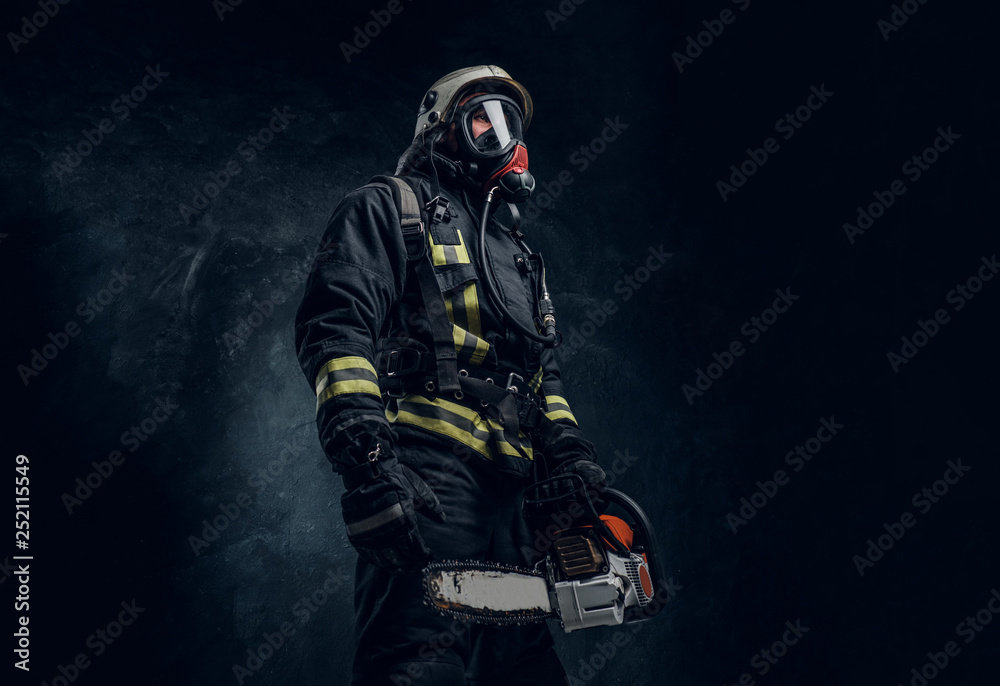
[{"x1": 3, "y1": 1, "x2": 999, "y2": 684}]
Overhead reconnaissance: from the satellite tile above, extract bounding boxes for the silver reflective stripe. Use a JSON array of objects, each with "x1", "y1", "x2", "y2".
[{"x1": 345, "y1": 503, "x2": 404, "y2": 536}]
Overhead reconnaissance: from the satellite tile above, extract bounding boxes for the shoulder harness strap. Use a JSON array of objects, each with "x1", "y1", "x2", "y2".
[
  {"x1": 371, "y1": 175, "x2": 461, "y2": 394},
  {"x1": 369, "y1": 174, "x2": 426, "y2": 261}
]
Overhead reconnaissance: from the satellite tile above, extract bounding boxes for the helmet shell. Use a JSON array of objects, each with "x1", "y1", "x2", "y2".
[{"x1": 414, "y1": 65, "x2": 533, "y2": 141}]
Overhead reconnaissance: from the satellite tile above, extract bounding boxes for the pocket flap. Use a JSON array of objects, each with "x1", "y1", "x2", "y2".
[{"x1": 433, "y1": 262, "x2": 479, "y2": 292}]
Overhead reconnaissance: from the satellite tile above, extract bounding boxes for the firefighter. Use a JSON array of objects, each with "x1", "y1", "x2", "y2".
[{"x1": 295, "y1": 65, "x2": 606, "y2": 685}]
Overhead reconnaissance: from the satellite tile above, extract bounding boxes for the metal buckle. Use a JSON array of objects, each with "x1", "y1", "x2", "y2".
[{"x1": 505, "y1": 372, "x2": 524, "y2": 395}]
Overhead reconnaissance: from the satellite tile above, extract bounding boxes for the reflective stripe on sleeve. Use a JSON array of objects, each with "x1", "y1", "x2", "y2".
[
  {"x1": 315, "y1": 356, "x2": 381, "y2": 410},
  {"x1": 544, "y1": 394, "x2": 578, "y2": 425}
]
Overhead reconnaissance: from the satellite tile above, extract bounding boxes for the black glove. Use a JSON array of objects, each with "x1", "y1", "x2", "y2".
[
  {"x1": 540, "y1": 420, "x2": 608, "y2": 510},
  {"x1": 551, "y1": 458, "x2": 607, "y2": 494},
  {"x1": 340, "y1": 446, "x2": 446, "y2": 573}
]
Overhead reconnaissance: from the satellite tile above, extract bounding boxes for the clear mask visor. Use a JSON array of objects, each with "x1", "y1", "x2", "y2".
[{"x1": 459, "y1": 94, "x2": 524, "y2": 158}]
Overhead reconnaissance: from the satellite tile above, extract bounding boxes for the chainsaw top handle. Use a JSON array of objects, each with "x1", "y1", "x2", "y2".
[
  {"x1": 522, "y1": 473, "x2": 669, "y2": 600},
  {"x1": 522, "y1": 473, "x2": 627, "y2": 554}
]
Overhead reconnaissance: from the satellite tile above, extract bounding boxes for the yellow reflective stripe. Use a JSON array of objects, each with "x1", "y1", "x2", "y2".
[
  {"x1": 529, "y1": 367, "x2": 543, "y2": 393},
  {"x1": 314, "y1": 356, "x2": 378, "y2": 394},
  {"x1": 315, "y1": 356, "x2": 381, "y2": 411},
  {"x1": 316, "y1": 379, "x2": 382, "y2": 409},
  {"x1": 429, "y1": 232, "x2": 448, "y2": 266},
  {"x1": 452, "y1": 231, "x2": 470, "y2": 263},
  {"x1": 468, "y1": 335, "x2": 489, "y2": 366},
  {"x1": 453, "y1": 325, "x2": 489, "y2": 366},
  {"x1": 462, "y1": 283, "x2": 483, "y2": 337},
  {"x1": 386, "y1": 395, "x2": 532, "y2": 460},
  {"x1": 388, "y1": 407, "x2": 491, "y2": 457},
  {"x1": 429, "y1": 229, "x2": 471, "y2": 267},
  {"x1": 429, "y1": 229, "x2": 486, "y2": 364},
  {"x1": 544, "y1": 394, "x2": 578, "y2": 425},
  {"x1": 447, "y1": 280, "x2": 488, "y2": 365}
]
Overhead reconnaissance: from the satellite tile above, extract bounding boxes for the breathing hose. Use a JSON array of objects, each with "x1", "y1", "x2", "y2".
[{"x1": 477, "y1": 187, "x2": 559, "y2": 346}]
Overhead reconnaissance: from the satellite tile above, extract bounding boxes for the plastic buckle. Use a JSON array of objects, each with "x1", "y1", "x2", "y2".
[
  {"x1": 385, "y1": 350, "x2": 401, "y2": 377},
  {"x1": 401, "y1": 218, "x2": 425, "y2": 260},
  {"x1": 425, "y1": 196, "x2": 451, "y2": 225}
]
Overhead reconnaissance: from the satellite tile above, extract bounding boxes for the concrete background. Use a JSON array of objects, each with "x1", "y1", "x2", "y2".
[{"x1": 2, "y1": 0, "x2": 998, "y2": 684}]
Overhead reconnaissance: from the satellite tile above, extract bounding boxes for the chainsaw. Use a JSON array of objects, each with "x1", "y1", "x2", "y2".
[{"x1": 423, "y1": 473, "x2": 666, "y2": 633}]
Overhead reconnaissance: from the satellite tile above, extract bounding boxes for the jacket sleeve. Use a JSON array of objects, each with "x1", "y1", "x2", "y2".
[
  {"x1": 538, "y1": 346, "x2": 598, "y2": 464},
  {"x1": 294, "y1": 184, "x2": 407, "y2": 473}
]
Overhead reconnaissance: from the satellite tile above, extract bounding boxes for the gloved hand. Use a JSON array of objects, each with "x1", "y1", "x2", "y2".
[
  {"x1": 340, "y1": 446, "x2": 446, "y2": 573},
  {"x1": 540, "y1": 420, "x2": 608, "y2": 510},
  {"x1": 551, "y1": 458, "x2": 607, "y2": 494}
]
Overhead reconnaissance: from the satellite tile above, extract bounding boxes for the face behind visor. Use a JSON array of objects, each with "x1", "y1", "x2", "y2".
[
  {"x1": 452, "y1": 92, "x2": 535, "y2": 202},
  {"x1": 456, "y1": 94, "x2": 524, "y2": 160}
]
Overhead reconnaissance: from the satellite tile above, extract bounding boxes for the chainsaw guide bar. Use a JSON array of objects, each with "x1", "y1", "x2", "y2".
[{"x1": 423, "y1": 560, "x2": 554, "y2": 626}]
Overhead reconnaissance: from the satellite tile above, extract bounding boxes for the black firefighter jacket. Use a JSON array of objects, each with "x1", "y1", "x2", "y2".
[{"x1": 295, "y1": 154, "x2": 588, "y2": 479}]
